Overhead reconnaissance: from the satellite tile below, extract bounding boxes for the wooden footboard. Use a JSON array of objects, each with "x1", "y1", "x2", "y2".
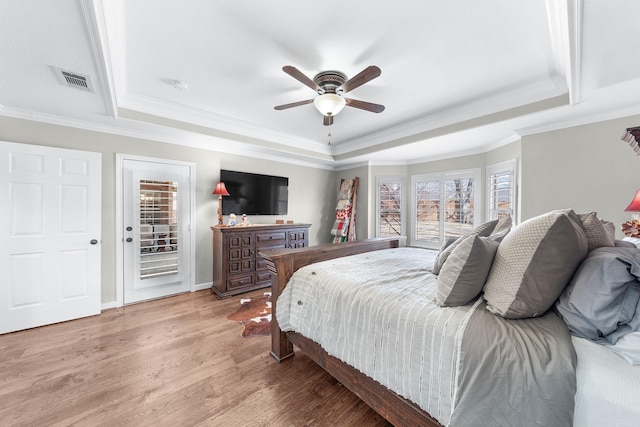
[
  {"x1": 261, "y1": 237, "x2": 405, "y2": 361},
  {"x1": 260, "y1": 237, "x2": 441, "y2": 426}
]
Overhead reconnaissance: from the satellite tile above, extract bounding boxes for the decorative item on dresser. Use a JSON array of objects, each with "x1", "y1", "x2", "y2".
[
  {"x1": 621, "y1": 188, "x2": 640, "y2": 237},
  {"x1": 211, "y1": 223, "x2": 310, "y2": 298}
]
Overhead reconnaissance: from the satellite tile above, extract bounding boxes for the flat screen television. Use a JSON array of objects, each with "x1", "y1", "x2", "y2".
[{"x1": 220, "y1": 170, "x2": 288, "y2": 215}]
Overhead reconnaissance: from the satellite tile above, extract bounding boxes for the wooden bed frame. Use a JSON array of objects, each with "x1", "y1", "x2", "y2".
[{"x1": 261, "y1": 237, "x2": 442, "y2": 427}]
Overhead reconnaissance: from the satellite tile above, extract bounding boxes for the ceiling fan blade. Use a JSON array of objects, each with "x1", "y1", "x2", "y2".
[
  {"x1": 282, "y1": 65, "x2": 321, "y2": 92},
  {"x1": 323, "y1": 115, "x2": 334, "y2": 126},
  {"x1": 345, "y1": 98, "x2": 385, "y2": 113},
  {"x1": 340, "y1": 66, "x2": 381, "y2": 93},
  {"x1": 274, "y1": 99, "x2": 314, "y2": 110}
]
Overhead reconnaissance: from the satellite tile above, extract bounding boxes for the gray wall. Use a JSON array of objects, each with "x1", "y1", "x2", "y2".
[
  {"x1": 0, "y1": 116, "x2": 334, "y2": 304},
  {"x1": 520, "y1": 114, "x2": 640, "y2": 238},
  {"x1": 4, "y1": 111, "x2": 639, "y2": 303}
]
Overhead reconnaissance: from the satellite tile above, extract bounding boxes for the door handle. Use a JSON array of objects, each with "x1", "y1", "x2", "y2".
[
  {"x1": 126, "y1": 226, "x2": 133, "y2": 231},
  {"x1": 90, "y1": 239, "x2": 99, "y2": 245},
  {"x1": 126, "y1": 237, "x2": 133, "y2": 243}
]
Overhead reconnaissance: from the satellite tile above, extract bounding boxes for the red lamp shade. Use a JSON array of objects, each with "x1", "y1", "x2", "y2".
[
  {"x1": 212, "y1": 182, "x2": 230, "y2": 196},
  {"x1": 625, "y1": 189, "x2": 640, "y2": 212}
]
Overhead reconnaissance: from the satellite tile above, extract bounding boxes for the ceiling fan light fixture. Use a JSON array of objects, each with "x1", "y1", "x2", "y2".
[{"x1": 314, "y1": 93, "x2": 346, "y2": 116}]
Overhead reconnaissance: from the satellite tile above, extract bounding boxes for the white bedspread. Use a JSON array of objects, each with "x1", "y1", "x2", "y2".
[
  {"x1": 276, "y1": 247, "x2": 479, "y2": 425},
  {"x1": 572, "y1": 336, "x2": 640, "y2": 427}
]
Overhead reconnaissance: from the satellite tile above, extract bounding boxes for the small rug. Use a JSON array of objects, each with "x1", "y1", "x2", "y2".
[{"x1": 227, "y1": 292, "x2": 271, "y2": 338}]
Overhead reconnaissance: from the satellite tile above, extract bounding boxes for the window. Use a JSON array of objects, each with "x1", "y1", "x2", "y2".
[
  {"x1": 487, "y1": 159, "x2": 517, "y2": 221},
  {"x1": 411, "y1": 169, "x2": 481, "y2": 248},
  {"x1": 376, "y1": 177, "x2": 405, "y2": 237}
]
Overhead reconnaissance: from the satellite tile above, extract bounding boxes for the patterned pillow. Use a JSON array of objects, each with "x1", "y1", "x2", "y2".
[
  {"x1": 601, "y1": 220, "x2": 616, "y2": 242},
  {"x1": 577, "y1": 212, "x2": 615, "y2": 251},
  {"x1": 556, "y1": 209, "x2": 615, "y2": 252},
  {"x1": 483, "y1": 211, "x2": 588, "y2": 319},
  {"x1": 435, "y1": 234, "x2": 499, "y2": 306}
]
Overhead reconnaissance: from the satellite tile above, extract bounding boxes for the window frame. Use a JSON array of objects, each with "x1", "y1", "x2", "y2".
[
  {"x1": 486, "y1": 159, "x2": 517, "y2": 222},
  {"x1": 375, "y1": 176, "x2": 406, "y2": 238},
  {"x1": 411, "y1": 168, "x2": 482, "y2": 249}
]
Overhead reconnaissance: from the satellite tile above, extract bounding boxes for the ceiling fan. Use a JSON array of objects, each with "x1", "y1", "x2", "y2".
[{"x1": 274, "y1": 65, "x2": 385, "y2": 126}]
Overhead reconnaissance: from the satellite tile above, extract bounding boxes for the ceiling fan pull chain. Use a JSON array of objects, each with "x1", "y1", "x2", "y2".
[{"x1": 327, "y1": 127, "x2": 332, "y2": 146}]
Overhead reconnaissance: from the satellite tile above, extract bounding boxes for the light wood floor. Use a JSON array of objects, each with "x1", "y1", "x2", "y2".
[{"x1": 0, "y1": 289, "x2": 391, "y2": 427}]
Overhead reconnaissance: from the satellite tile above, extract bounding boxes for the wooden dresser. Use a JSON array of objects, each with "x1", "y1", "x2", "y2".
[{"x1": 211, "y1": 223, "x2": 311, "y2": 298}]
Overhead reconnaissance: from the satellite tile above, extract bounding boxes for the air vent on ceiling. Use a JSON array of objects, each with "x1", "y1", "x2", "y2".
[{"x1": 54, "y1": 67, "x2": 95, "y2": 93}]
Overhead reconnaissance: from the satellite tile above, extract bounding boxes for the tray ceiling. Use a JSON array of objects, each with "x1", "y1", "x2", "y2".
[{"x1": 1, "y1": 0, "x2": 639, "y2": 168}]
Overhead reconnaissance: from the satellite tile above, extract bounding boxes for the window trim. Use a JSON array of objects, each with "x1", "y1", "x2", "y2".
[
  {"x1": 411, "y1": 168, "x2": 481, "y2": 249},
  {"x1": 375, "y1": 176, "x2": 406, "y2": 238},
  {"x1": 486, "y1": 158, "x2": 517, "y2": 222}
]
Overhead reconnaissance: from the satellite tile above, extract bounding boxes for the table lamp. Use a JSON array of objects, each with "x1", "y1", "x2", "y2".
[
  {"x1": 212, "y1": 182, "x2": 230, "y2": 226},
  {"x1": 621, "y1": 189, "x2": 640, "y2": 237}
]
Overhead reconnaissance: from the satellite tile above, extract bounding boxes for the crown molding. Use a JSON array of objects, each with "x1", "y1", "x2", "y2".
[
  {"x1": 0, "y1": 106, "x2": 339, "y2": 170},
  {"x1": 516, "y1": 104, "x2": 640, "y2": 137},
  {"x1": 332, "y1": 78, "x2": 567, "y2": 156},
  {"x1": 119, "y1": 91, "x2": 331, "y2": 155}
]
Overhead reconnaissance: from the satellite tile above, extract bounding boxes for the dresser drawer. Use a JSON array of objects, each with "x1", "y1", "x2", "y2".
[
  {"x1": 255, "y1": 269, "x2": 272, "y2": 285},
  {"x1": 227, "y1": 273, "x2": 255, "y2": 290},
  {"x1": 256, "y1": 231, "x2": 287, "y2": 247}
]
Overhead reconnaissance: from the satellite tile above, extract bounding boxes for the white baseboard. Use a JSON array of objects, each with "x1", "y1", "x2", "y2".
[
  {"x1": 100, "y1": 282, "x2": 212, "y2": 311},
  {"x1": 101, "y1": 300, "x2": 119, "y2": 310},
  {"x1": 195, "y1": 281, "x2": 213, "y2": 291}
]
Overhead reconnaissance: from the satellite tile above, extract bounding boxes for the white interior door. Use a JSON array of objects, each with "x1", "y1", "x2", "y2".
[
  {"x1": 0, "y1": 141, "x2": 101, "y2": 334},
  {"x1": 122, "y1": 159, "x2": 192, "y2": 304}
]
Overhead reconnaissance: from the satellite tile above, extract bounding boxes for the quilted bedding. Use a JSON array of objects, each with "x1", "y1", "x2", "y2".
[{"x1": 276, "y1": 247, "x2": 576, "y2": 426}]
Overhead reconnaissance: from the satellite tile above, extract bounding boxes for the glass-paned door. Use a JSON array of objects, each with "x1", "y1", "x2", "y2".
[
  {"x1": 123, "y1": 159, "x2": 191, "y2": 304},
  {"x1": 139, "y1": 180, "x2": 179, "y2": 279}
]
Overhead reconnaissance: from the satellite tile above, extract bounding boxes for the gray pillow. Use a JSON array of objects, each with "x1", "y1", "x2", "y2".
[
  {"x1": 474, "y1": 219, "x2": 499, "y2": 237},
  {"x1": 555, "y1": 247, "x2": 640, "y2": 344},
  {"x1": 435, "y1": 234, "x2": 499, "y2": 306},
  {"x1": 555, "y1": 209, "x2": 615, "y2": 251},
  {"x1": 578, "y1": 212, "x2": 615, "y2": 251},
  {"x1": 483, "y1": 211, "x2": 588, "y2": 319},
  {"x1": 601, "y1": 220, "x2": 616, "y2": 242},
  {"x1": 432, "y1": 219, "x2": 501, "y2": 274},
  {"x1": 492, "y1": 215, "x2": 512, "y2": 236},
  {"x1": 431, "y1": 236, "x2": 460, "y2": 274}
]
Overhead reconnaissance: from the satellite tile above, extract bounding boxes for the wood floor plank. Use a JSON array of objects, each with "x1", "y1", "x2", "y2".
[{"x1": 0, "y1": 290, "x2": 392, "y2": 426}]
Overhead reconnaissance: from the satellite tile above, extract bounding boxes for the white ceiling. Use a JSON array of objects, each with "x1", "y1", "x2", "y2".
[{"x1": 1, "y1": 0, "x2": 640, "y2": 169}]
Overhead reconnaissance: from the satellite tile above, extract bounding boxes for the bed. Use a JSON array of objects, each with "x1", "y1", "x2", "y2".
[{"x1": 261, "y1": 210, "x2": 640, "y2": 426}]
